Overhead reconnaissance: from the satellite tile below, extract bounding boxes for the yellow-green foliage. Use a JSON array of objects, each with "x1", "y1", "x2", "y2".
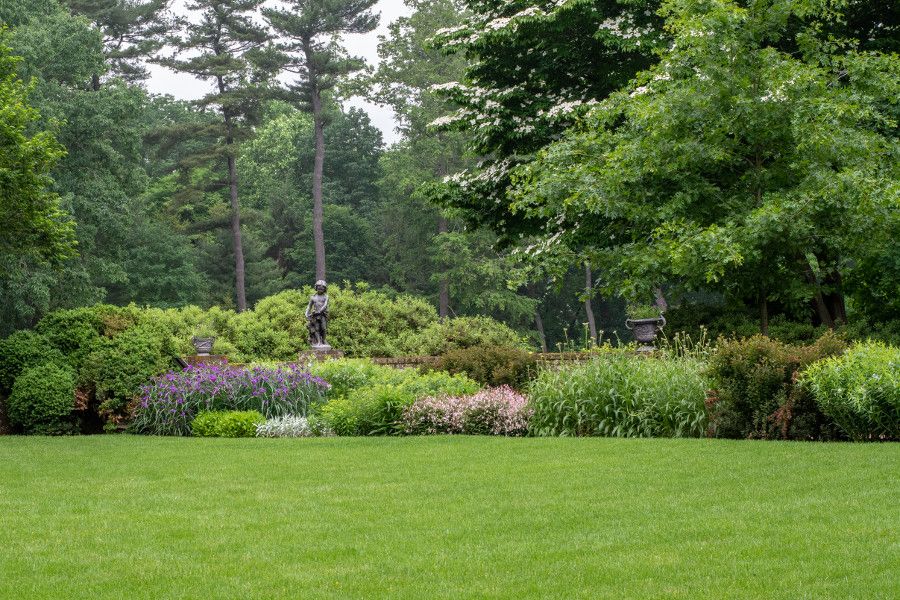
[
  {"x1": 141, "y1": 284, "x2": 524, "y2": 361},
  {"x1": 408, "y1": 316, "x2": 527, "y2": 356},
  {"x1": 802, "y1": 342, "x2": 900, "y2": 441},
  {"x1": 191, "y1": 410, "x2": 265, "y2": 438}
]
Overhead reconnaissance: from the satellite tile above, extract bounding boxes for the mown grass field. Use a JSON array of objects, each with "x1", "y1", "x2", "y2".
[{"x1": 0, "y1": 436, "x2": 897, "y2": 599}]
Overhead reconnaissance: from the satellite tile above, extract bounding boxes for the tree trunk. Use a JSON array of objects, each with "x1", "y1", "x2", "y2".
[
  {"x1": 654, "y1": 287, "x2": 668, "y2": 313},
  {"x1": 823, "y1": 270, "x2": 847, "y2": 325},
  {"x1": 438, "y1": 216, "x2": 449, "y2": 319},
  {"x1": 584, "y1": 262, "x2": 598, "y2": 345},
  {"x1": 218, "y1": 74, "x2": 247, "y2": 312},
  {"x1": 227, "y1": 152, "x2": 247, "y2": 312},
  {"x1": 216, "y1": 71, "x2": 247, "y2": 312},
  {"x1": 759, "y1": 293, "x2": 769, "y2": 337},
  {"x1": 311, "y1": 88, "x2": 327, "y2": 281},
  {"x1": 805, "y1": 262, "x2": 835, "y2": 328},
  {"x1": 534, "y1": 306, "x2": 548, "y2": 353}
]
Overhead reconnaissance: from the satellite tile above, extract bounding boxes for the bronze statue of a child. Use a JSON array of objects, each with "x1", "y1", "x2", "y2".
[{"x1": 305, "y1": 280, "x2": 329, "y2": 347}]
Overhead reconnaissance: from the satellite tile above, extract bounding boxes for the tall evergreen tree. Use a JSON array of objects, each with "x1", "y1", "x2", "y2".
[
  {"x1": 61, "y1": 0, "x2": 172, "y2": 85},
  {"x1": 264, "y1": 0, "x2": 379, "y2": 281},
  {"x1": 371, "y1": 0, "x2": 468, "y2": 317},
  {"x1": 160, "y1": 0, "x2": 278, "y2": 311}
]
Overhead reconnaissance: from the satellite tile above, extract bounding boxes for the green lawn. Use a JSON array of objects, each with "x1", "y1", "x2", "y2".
[{"x1": 0, "y1": 437, "x2": 897, "y2": 599}]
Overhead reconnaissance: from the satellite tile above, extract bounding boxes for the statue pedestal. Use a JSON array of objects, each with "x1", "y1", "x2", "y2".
[
  {"x1": 298, "y1": 347, "x2": 344, "y2": 363},
  {"x1": 183, "y1": 354, "x2": 228, "y2": 367}
]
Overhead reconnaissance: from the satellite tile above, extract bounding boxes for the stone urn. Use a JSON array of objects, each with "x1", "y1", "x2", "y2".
[
  {"x1": 191, "y1": 336, "x2": 216, "y2": 356},
  {"x1": 625, "y1": 315, "x2": 666, "y2": 351}
]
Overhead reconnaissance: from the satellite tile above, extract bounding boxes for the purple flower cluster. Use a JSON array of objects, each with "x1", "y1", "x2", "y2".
[
  {"x1": 133, "y1": 363, "x2": 330, "y2": 436},
  {"x1": 402, "y1": 386, "x2": 532, "y2": 436}
]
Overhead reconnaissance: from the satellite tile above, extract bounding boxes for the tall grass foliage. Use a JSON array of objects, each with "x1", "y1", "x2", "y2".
[{"x1": 528, "y1": 354, "x2": 708, "y2": 437}]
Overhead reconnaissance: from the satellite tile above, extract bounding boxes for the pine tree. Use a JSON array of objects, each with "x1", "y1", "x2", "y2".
[
  {"x1": 264, "y1": 0, "x2": 379, "y2": 281},
  {"x1": 159, "y1": 0, "x2": 279, "y2": 311},
  {"x1": 62, "y1": 0, "x2": 173, "y2": 86}
]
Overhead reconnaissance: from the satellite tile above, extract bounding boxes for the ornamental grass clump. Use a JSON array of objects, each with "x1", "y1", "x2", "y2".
[
  {"x1": 133, "y1": 363, "x2": 329, "y2": 436},
  {"x1": 528, "y1": 355, "x2": 708, "y2": 438},
  {"x1": 402, "y1": 386, "x2": 531, "y2": 436}
]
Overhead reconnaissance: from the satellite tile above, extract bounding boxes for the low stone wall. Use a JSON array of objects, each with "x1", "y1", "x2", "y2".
[
  {"x1": 371, "y1": 356, "x2": 440, "y2": 369},
  {"x1": 371, "y1": 352, "x2": 597, "y2": 370},
  {"x1": 179, "y1": 352, "x2": 602, "y2": 371}
]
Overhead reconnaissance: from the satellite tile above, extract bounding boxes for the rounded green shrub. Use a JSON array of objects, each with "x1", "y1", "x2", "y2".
[
  {"x1": 406, "y1": 316, "x2": 527, "y2": 356},
  {"x1": 33, "y1": 305, "x2": 142, "y2": 369},
  {"x1": 0, "y1": 330, "x2": 65, "y2": 394},
  {"x1": 327, "y1": 284, "x2": 439, "y2": 357},
  {"x1": 802, "y1": 342, "x2": 899, "y2": 441},
  {"x1": 191, "y1": 410, "x2": 265, "y2": 438},
  {"x1": 437, "y1": 344, "x2": 537, "y2": 388},
  {"x1": 8, "y1": 362, "x2": 76, "y2": 435}
]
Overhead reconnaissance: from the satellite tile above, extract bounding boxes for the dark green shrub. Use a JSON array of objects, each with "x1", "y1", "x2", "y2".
[
  {"x1": 437, "y1": 345, "x2": 537, "y2": 388},
  {"x1": 0, "y1": 330, "x2": 64, "y2": 394},
  {"x1": 34, "y1": 306, "x2": 107, "y2": 370},
  {"x1": 840, "y1": 318, "x2": 900, "y2": 348},
  {"x1": 665, "y1": 304, "x2": 830, "y2": 346},
  {"x1": 82, "y1": 322, "x2": 177, "y2": 430},
  {"x1": 7, "y1": 363, "x2": 76, "y2": 435},
  {"x1": 191, "y1": 410, "x2": 264, "y2": 438},
  {"x1": 528, "y1": 354, "x2": 709, "y2": 438},
  {"x1": 707, "y1": 332, "x2": 846, "y2": 440},
  {"x1": 802, "y1": 342, "x2": 900, "y2": 441}
]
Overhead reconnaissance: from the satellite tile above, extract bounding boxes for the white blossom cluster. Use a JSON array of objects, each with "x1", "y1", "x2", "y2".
[
  {"x1": 429, "y1": 1, "x2": 656, "y2": 208},
  {"x1": 598, "y1": 12, "x2": 654, "y2": 43}
]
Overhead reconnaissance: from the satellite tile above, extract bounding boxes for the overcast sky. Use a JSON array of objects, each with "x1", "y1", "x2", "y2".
[{"x1": 145, "y1": 0, "x2": 413, "y2": 145}]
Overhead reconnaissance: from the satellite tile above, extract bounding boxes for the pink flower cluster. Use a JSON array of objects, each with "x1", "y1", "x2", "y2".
[{"x1": 402, "y1": 386, "x2": 532, "y2": 436}]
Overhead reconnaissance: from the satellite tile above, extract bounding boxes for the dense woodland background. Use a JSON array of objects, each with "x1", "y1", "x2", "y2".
[{"x1": 1, "y1": 0, "x2": 898, "y2": 348}]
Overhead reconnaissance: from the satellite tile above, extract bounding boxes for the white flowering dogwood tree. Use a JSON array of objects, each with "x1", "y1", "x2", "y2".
[
  {"x1": 508, "y1": 0, "x2": 900, "y2": 331},
  {"x1": 428, "y1": 0, "x2": 663, "y2": 243}
]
